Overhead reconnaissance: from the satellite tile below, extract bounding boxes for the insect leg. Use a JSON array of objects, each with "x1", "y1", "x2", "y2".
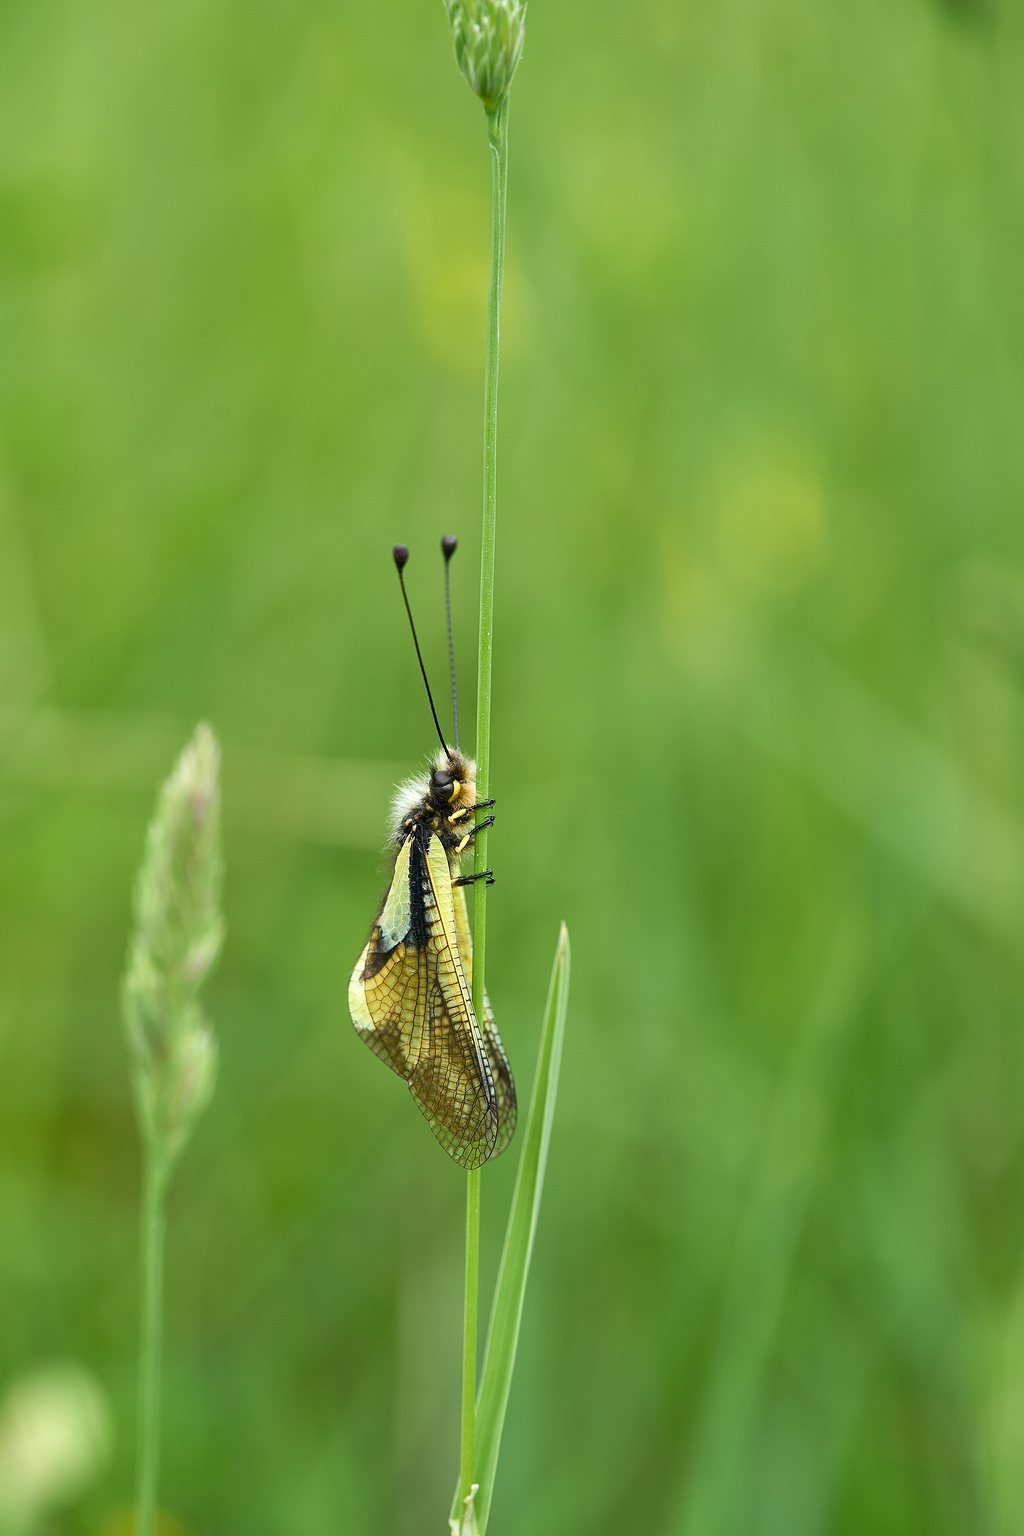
[
  {"x1": 453, "y1": 815, "x2": 495, "y2": 856},
  {"x1": 454, "y1": 869, "x2": 495, "y2": 887},
  {"x1": 469, "y1": 799, "x2": 495, "y2": 811}
]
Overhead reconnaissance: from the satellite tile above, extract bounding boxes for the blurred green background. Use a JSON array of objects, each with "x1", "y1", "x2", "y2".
[{"x1": 1, "y1": 0, "x2": 1023, "y2": 1531}]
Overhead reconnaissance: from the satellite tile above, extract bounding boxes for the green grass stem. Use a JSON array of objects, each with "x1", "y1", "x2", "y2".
[
  {"x1": 473, "y1": 924, "x2": 570, "y2": 1533},
  {"x1": 470, "y1": 92, "x2": 509, "y2": 994},
  {"x1": 135, "y1": 1150, "x2": 168, "y2": 1536},
  {"x1": 457, "y1": 91, "x2": 510, "y2": 1529},
  {"x1": 459, "y1": 1167, "x2": 481, "y2": 1513},
  {"x1": 450, "y1": 923, "x2": 570, "y2": 1534}
]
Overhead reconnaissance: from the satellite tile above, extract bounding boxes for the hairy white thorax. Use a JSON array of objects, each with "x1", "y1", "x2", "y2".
[{"x1": 388, "y1": 748, "x2": 477, "y2": 843}]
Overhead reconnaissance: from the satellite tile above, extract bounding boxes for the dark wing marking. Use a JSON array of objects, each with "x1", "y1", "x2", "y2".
[{"x1": 349, "y1": 833, "x2": 499, "y2": 1169}]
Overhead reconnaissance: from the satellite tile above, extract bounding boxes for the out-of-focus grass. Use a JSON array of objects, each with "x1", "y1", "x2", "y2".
[{"x1": 1, "y1": 0, "x2": 1024, "y2": 1533}]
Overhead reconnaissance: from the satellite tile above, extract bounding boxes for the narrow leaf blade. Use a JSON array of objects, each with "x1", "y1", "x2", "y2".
[{"x1": 472, "y1": 922, "x2": 570, "y2": 1533}]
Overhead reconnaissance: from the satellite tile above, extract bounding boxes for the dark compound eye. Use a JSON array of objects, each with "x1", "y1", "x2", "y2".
[{"x1": 432, "y1": 770, "x2": 453, "y2": 790}]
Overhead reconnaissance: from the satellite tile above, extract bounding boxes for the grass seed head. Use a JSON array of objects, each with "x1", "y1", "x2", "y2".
[
  {"x1": 444, "y1": 0, "x2": 526, "y2": 110},
  {"x1": 122, "y1": 722, "x2": 223, "y2": 1166}
]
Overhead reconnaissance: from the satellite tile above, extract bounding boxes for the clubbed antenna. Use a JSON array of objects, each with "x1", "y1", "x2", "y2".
[
  {"x1": 393, "y1": 545, "x2": 450, "y2": 756},
  {"x1": 442, "y1": 535, "x2": 460, "y2": 750}
]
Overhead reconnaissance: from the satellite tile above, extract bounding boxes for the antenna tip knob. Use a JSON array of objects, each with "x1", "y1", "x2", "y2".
[
  {"x1": 441, "y1": 534, "x2": 458, "y2": 560},
  {"x1": 393, "y1": 544, "x2": 409, "y2": 570}
]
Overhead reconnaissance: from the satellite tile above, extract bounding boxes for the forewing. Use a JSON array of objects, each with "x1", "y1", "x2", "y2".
[
  {"x1": 349, "y1": 837, "x2": 426, "y2": 1080},
  {"x1": 349, "y1": 833, "x2": 499, "y2": 1168},
  {"x1": 452, "y1": 878, "x2": 517, "y2": 1158}
]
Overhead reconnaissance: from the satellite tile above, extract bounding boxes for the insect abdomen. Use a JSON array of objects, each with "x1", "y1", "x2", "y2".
[{"x1": 408, "y1": 838, "x2": 431, "y2": 949}]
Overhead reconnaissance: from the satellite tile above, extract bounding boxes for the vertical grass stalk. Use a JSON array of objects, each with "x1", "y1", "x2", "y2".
[
  {"x1": 457, "y1": 92, "x2": 510, "y2": 1526},
  {"x1": 471, "y1": 93, "x2": 509, "y2": 1015},
  {"x1": 136, "y1": 1152, "x2": 168, "y2": 1536},
  {"x1": 459, "y1": 1166, "x2": 482, "y2": 1512}
]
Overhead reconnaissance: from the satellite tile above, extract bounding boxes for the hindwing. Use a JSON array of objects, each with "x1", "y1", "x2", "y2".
[{"x1": 451, "y1": 880, "x2": 517, "y2": 1158}]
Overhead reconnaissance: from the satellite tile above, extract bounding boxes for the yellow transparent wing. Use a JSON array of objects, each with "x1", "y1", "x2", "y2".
[
  {"x1": 452, "y1": 878, "x2": 517, "y2": 1158},
  {"x1": 349, "y1": 833, "x2": 499, "y2": 1169}
]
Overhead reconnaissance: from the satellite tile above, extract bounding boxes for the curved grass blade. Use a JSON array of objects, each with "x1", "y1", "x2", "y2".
[{"x1": 450, "y1": 923, "x2": 571, "y2": 1534}]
